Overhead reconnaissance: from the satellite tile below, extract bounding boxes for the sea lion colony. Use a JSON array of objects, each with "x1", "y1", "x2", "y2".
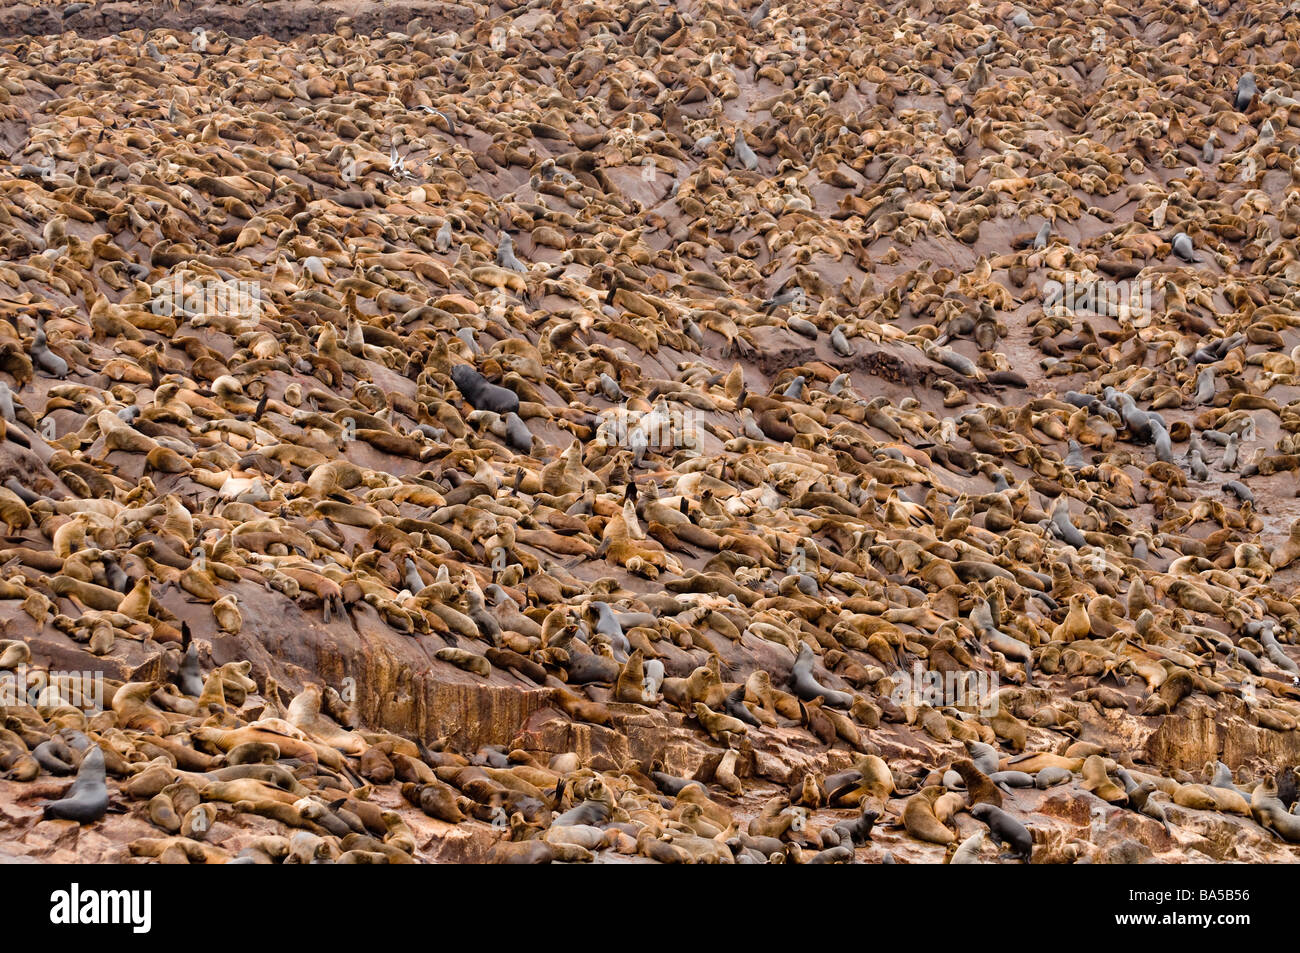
[{"x1": 0, "y1": 0, "x2": 1298, "y2": 864}]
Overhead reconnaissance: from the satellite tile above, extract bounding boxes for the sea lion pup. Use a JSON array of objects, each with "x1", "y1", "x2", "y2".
[
  {"x1": 969, "y1": 803, "x2": 1032, "y2": 861},
  {"x1": 791, "y1": 843, "x2": 853, "y2": 865},
  {"x1": 790, "y1": 642, "x2": 853, "y2": 708},
  {"x1": 824, "y1": 808, "x2": 878, "y2": 847},
  {"x1": 903, "y1": 788, "x2": 955, "y2": 845},
  {"x1": 792, "y1": 772, "x2": 826, "y2": 810},
  {"x1": 1035, "y1": 766, "x2": 1072, "y2": 789},
  {"x1": 43, "y1": 745, "x2": 109, "y2": 823},
  {"x1": 729, "y1": 832, "x2": 784, "y2": 863},
  {"x1": 451, "y1": 364, "x2": 519, "y2": 414}
]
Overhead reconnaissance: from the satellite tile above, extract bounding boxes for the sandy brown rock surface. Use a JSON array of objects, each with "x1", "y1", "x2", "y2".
[{"x1": 0, "y1": 0, "x2": 1297, "y2": 864}]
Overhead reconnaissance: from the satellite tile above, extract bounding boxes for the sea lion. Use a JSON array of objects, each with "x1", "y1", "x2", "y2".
[
  {"x1": 1035, "y1": 766, "x2": 1072, "y2": 789},
  {"x1": 1171, "y1": 232, "x2": 1200, "y2": 264},
  {"x1": 969, "y1": 803, "x2": 1032, "y2": 860},
  {"x1": 692, "y1": 702, "x2": 748, "y2": 743},
  {"x1": 951, "y1": 759, "x2": 1003, "y2": 807},
  {"x1": 902, "y1": 788, "x2": 954, "y2": 845},
  {"x1": 790, "y1": 642, "x2": 853, "y2": 708},
  {"x1": 950, "y1": 829, "x2": 986, "y2": 864},
  {"x1": 749, "y1": 796, "x2": 796, "y2": 840},
  {"x1": 1235, "y1": 72, "x2": 1258, "y2": 111},
  {"x1": 43, "y1": 745, "x2": 109, "y2": 823},
  {"x1": 1173, "y1": 783, "x2": 1249, "y2": 815},
  {"x1": 0, "y1": 0, "x2": 1293, "y2": 867},
  {"x1": 1080, "y1": 756, "x2": 1128, "y2": 804},
  {"x1": 827, "y1": 808, "x2": 877, "y2": 847},
  {"x1": 451, "y1": 364, "x2": 520, "y2": 415},
  {"x1": 1251, "y1": 776, "x2": 1300, "y2": 843}
]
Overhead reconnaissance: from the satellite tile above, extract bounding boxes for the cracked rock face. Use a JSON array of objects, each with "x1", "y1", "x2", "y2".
[{"x1": 0, "y1": 0, "x2": 1298, "y2": 864}]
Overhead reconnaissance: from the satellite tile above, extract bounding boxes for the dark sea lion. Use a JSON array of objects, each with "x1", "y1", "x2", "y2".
[
  {"x1": 969, "y1": 803, "x2": 1032, "y2": 860},
  {"x1": 790, "y1": 642, "x2": 853, "y2": 708},
  {"x1": 43, "y1": 745, "x2": 109, "y2": 823},
  {"x1": 451, "y1": 364, "x2": 519, "y2": 414}
]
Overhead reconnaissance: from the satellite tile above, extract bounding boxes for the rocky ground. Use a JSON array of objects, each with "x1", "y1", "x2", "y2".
[{"x1": 0, "y1": 0, "x2": 1298, "y2": 863}]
